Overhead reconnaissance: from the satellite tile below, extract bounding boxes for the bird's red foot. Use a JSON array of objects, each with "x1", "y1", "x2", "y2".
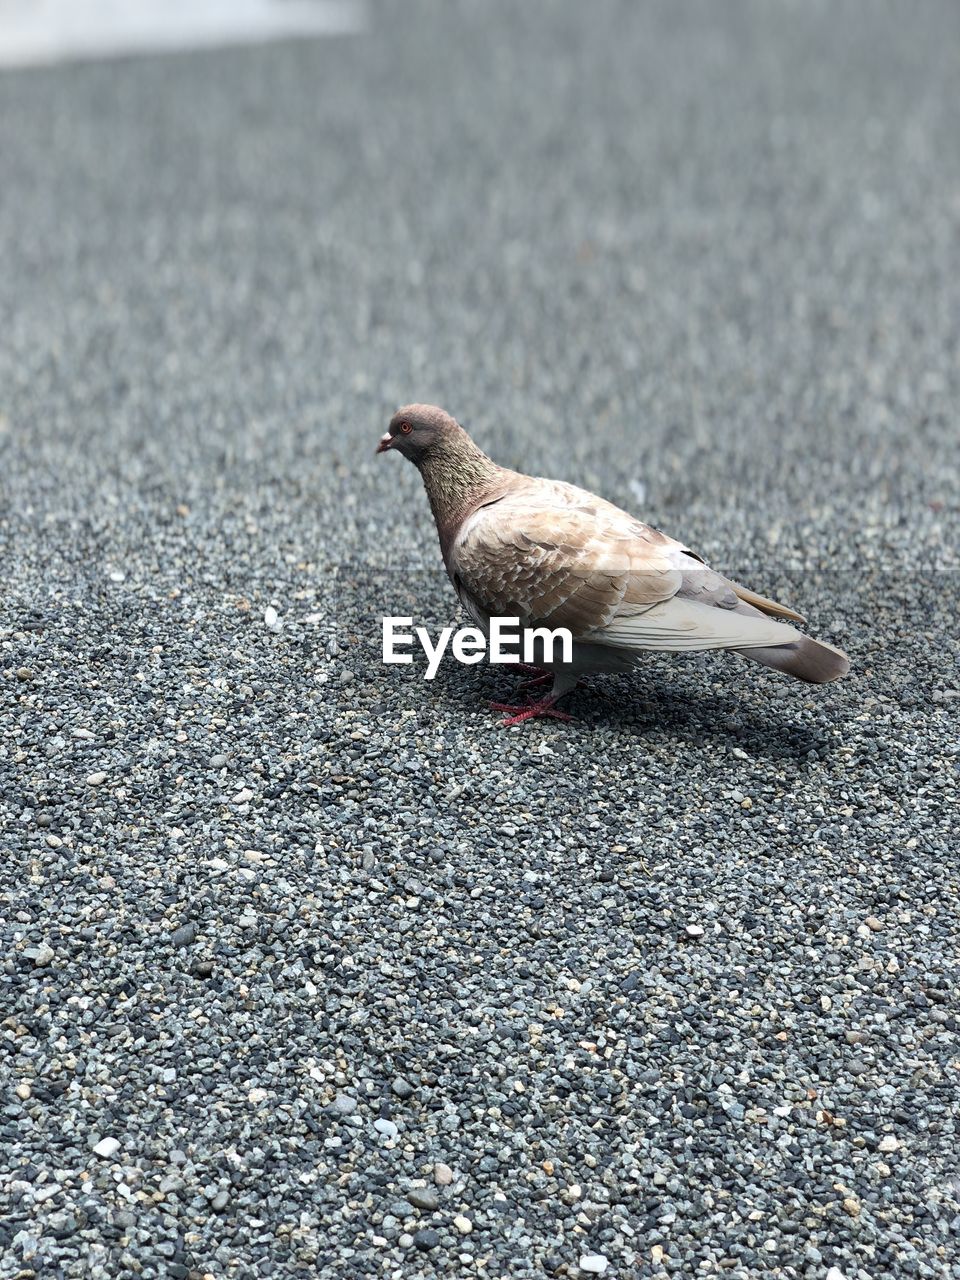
[{"x1": 488, "y1": 695, "x2": 574, "y2": 727}]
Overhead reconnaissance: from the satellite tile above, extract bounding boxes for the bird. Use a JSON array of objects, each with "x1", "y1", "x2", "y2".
[{"x1": 377, "y1": 404, "x2": 850, "y2": 726}]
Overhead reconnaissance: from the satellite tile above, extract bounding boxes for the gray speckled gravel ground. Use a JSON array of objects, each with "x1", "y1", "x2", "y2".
[{"x1": 2, "y1": 3, "x2": 959, "y2": 1279}]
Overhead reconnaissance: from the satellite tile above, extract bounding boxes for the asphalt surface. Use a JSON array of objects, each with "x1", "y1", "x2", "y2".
[{"x1": 2, "y1": 3, "x2": 958, "y2": 1278}]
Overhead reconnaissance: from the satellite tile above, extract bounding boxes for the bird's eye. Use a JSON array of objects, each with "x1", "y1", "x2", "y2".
[{"x1": 399, "y1": 421, "x2": 412, "y2": 435}]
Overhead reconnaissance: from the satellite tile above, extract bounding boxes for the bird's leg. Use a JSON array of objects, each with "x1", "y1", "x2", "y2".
[
  {"x1": 488, "y1": 691, "x2": 575, "y2": 727},
  {"x1": 515, "y1": 671, "x2": 553, "y2": 696},
  {"x1": 499, "y1": 660, "x2": 552, "y2": 700}
]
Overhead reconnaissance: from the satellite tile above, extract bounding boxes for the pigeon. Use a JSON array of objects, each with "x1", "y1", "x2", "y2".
[{"x1": 377, "y1": 404, "x2": 850, "y2": 725}]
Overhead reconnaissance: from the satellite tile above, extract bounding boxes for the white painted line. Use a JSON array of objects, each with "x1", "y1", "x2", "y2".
[{"x1": 0, "y1": 0, "x2": 365, "y2": 69}]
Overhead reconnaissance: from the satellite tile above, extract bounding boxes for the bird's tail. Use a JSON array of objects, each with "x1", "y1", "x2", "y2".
[{"x1": 736, "y1": 635, "x2": 850, "y2": 684}]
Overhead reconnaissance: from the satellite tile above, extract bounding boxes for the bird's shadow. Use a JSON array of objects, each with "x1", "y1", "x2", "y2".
[{"x1": 434, "y1": 659, "x2": 843, "y2": 762}]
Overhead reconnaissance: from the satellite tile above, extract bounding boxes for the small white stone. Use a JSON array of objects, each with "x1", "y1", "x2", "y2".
[
  {"x1": 453, "y1": 1215, "x2": 473, "y2": 1234},
  {"x1": 685, "y1": 924, "x2": 705, "y2": 938},
  {"x1": 247, "y1": 1088, "x2": 268, "y2": 1104},
  {"x1": 264, "y1": 606, "x2": 282, "y2": 632},
  {"x1": 579, "y1": 1255, "x2": 609, "y2": 1275},
  {"x1": 85, "y1": 771, "x2": 108, "y2": 786},
  {"x1": 93, "y1": 1137, "x2": 120, "y2": 1158},
  {"x1": 877, "y1": 1134, "x2": 899, "y2": 1153},
  {"x1": 434, "y1": 1162, "x2": 454, "y2": 1186},
  {"x1": 826, "y1": 1268, "x2": 847, "y2": 1280},
  {"x1": 373, "y1": 1118, "x2": 398, "y2": 1140}
]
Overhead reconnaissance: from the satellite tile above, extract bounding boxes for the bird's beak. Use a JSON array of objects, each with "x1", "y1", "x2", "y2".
[{"x1": 376, "y1": 432, "x2": 393, "y2": 454}]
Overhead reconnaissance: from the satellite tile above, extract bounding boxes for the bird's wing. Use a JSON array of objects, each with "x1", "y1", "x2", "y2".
[{"x1": 451, "y1": 478, "x2": 803, "y2": 652}]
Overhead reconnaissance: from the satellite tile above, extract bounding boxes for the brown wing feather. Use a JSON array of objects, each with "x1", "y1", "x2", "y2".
[
  {"x1": 451, "y1": 476, "x2": 810, "y2": 647},
  {"x1": 452, "y1": 481, "x2": 681, "y2": 637}
]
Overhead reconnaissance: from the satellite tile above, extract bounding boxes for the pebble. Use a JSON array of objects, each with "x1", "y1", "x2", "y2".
[
  {"x1": 373, "y1": 1119, "x2": 398, "y2": 1140},
  {"x1": 878, "y1": 1135, "x2": 900, "y2": 1153},
  {"x1": 579, "y1": 1255, "x2": 609, "y2": 1275},
  {"x1": 330, "y1": 1093, "x2": 358, "y2": 1116},
  {"x1": 85, "y1": 771, "x2": 108, "y2": 785},
  {"x1": 16, "y1": 666, "x2": 32, "y2": 681},
  {"x1": 685, "y1": 923, "x2": 705, "y2": 938},
  {"x1": 413, "y1": 1229, "x2": 439, "y2": 1251},
  {"x1": 391, "y1": 1076, "x2": 415, "y2": 1099},
  {"x1": 92, "y1": 1137, "x2": 120, "y2": 1158},
  {"x1": 453, "y1": 1215, "x2": 473, "y2": 1234},
  {"x1": 434, "y1": 1163, "x2": 454, "y2": 1186},
  {"x1": 408, "y1": 1188, "x2": 439, "y2": 1211}
]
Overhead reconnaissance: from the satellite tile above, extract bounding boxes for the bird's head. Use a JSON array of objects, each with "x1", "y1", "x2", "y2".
[{"x1": 377, "y1": 404, "x2": 462, "y2": 465}]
